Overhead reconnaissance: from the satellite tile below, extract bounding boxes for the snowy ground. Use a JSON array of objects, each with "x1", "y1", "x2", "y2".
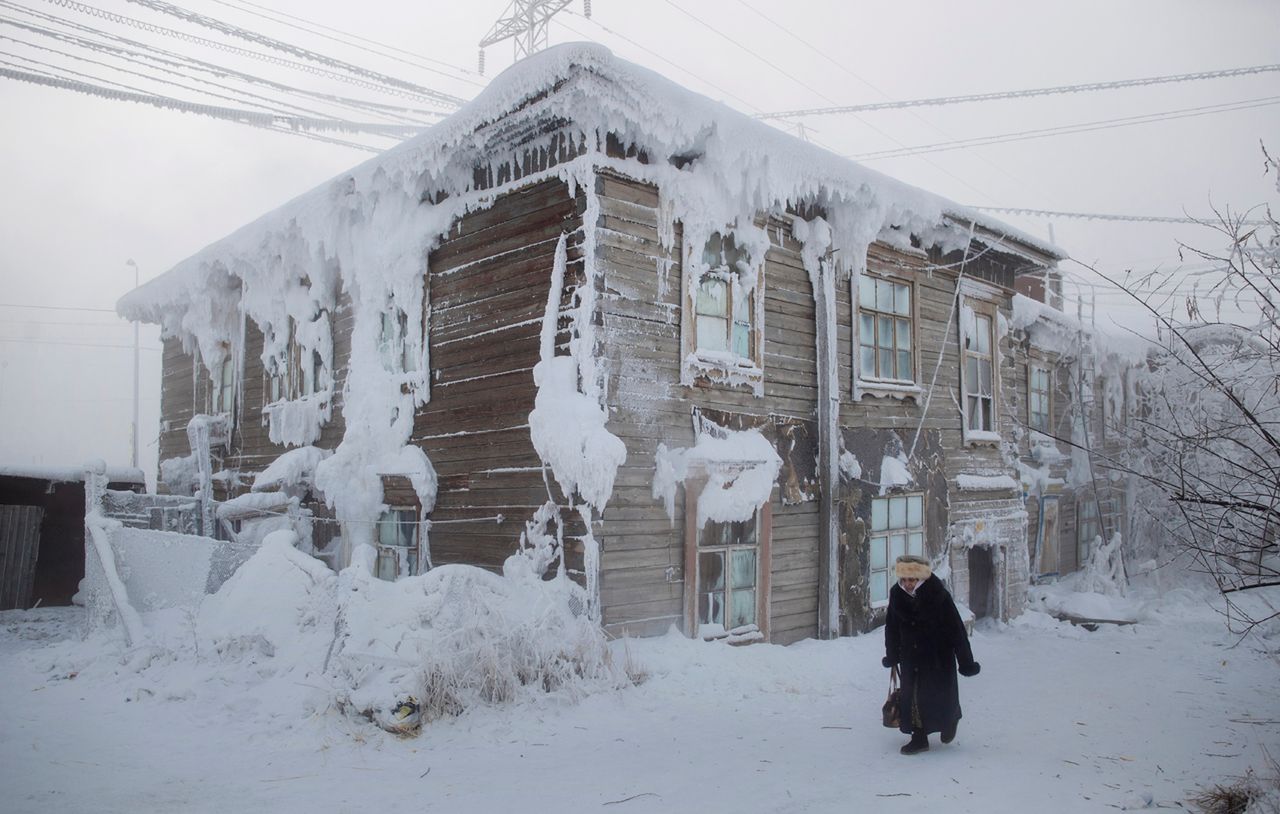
[{"x1": 2, "y1": 584, "x2": 1277, "y2": 813}]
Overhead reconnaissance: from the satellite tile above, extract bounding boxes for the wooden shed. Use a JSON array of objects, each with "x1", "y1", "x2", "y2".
[{"x1": 0, "y1": 465, "x2": 145, "y2": 610}]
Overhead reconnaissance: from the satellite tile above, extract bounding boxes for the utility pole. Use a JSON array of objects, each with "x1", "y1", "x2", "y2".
[
  {"x1": 477, "y1": 0, "x2": 578, "y2": 74},
  {"x1": 125, "y1": 259, "x2": 140, "y2": 470}
]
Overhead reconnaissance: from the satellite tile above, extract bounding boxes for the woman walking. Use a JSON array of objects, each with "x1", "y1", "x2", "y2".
[{"x1": 882, "y1": 554, "x2": 981, "y2": 755}]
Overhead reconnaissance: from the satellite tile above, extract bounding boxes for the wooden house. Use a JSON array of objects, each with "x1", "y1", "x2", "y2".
[{"x1": 120, "y1": 44, "x2": 1063, "y2": 644}]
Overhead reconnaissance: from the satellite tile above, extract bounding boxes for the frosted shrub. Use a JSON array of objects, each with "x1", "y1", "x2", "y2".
[{"x1": 328, "y1": 554, "x2": 623, "y2": 734}]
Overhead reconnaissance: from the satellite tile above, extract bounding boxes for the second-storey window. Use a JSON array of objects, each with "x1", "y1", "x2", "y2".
[
  {"x1": 963, "y1": 310, "x2": 995, "y2": 433},
  {"x1": 212, "y1": 349, "x2": 235, "y2": 415},
  {"x1": 266, "y1": 312, "x2": 330, "y2": 403},
  {"x1": 692, "y1": 232, "x2": 757, "y2": 361},
  {"x1": 1029, "y1": 364, "x2": 1051, "y2": 433},
  {"x1": 858, "y1": 275, "x2": 914, "y2": 384},
  {"x1": 869, "y1": 493, "x2": 925, "y2": 606}
]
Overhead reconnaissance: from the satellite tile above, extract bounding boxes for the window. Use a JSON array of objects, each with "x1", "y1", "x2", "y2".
[
  {"x1": 858, "y1": 275, "x2": 914, "y2": 384},
  {"x1": 378, "y1": 309, "x2": 418, "y2": 374},
  {"x1": 265, "y1": 312, "x2": 330, "y2": 404},
  {"x1": 375, "y1": 507, "x2": 420, "y2": 581},
  {"x1": 683, "y1": 470, "x2": 772, "y2": 642},
  {"x1": 694, "y1": 233, "x2": 755, "y2": 358},
  {"x1": 682, "y1": 230, "x2": 765, "y2": 389},
  {"x1": 1029, "y1": 364, "x2": 1051, "y2": 433},
  {"x1": 869, "y1": 493, "x2": 925, "y2": 607},
  {"x1": 963, "y1": 308, "x2": 996, "y2": 434},
  {"x1": 697, "y1": 517, "x2": 760, "y2": 635},
  {"x1": 1077, "y1": 499, "x2": 1100, "y2": 568},
  {"x1": 212, "y1": 350, "x2": 235, "y2": 414}
]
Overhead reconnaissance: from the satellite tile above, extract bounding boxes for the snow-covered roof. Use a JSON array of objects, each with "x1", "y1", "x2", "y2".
[
  {"x1": 118, "y1": 43, "x2": 1062, "y2": 332},
  {"x1": 0, "y1": 464, "x2": 145, "y2": 484}
]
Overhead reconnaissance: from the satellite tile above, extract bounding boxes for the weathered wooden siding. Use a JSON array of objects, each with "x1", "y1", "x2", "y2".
[
  {"x1": 415, "y1": 177, "x2": 586, "y2": 574},
  {"x1": 593, "y1": 171, "x2": 820, "y2": 645}
]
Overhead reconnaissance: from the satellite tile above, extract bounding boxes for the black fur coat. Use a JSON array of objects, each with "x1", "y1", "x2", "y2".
[{"x1": 883, "y1": 574, "x2": 978, "y2": 735}]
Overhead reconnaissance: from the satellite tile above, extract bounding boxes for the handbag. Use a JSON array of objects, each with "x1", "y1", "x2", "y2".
[{"x1": 882, "y1": 665, "x2": 901, "y2": 728}]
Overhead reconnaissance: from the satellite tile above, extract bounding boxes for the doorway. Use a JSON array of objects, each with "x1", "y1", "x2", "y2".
[{"x1": 968, "y1": 546, "x2": 995, "y2": 619}]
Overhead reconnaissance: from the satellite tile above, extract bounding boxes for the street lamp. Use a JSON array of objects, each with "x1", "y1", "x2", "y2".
[{"x1": 125, "y1": 259, "x2": 139, "y2": 471}]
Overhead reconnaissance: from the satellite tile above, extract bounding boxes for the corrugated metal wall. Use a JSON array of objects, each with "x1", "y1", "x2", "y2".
[{"x1": 0, "y1": 505, "x2": 45, "y2": 610}]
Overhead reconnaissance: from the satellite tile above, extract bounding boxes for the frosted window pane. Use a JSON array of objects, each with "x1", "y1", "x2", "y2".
[
  {"x1": 730, "y1": 588, "x2": 756, "y2": 628},
  {"x1": 871, "y1": 498, "x2": 888, "y2": 531},
  {"x1": 870, "y1": 571, "x2": 888, "y2": 604},
  {"x1": 860, "y1": 313, "x2": 875, "y2": 345},
  {"x1": 859, "y1": 275, "x2": 875, "y2": 307},
  {"x1": 896, "y1": 319, "x2": 911, "y2": 352},
  {"x1": 877, "y1": 316, "x2": 894, "y2": 349},
  {"x1": 730, "y1": 548, "x2": 756, "y2": 590},
  {"x1": 879, "y1": 349, "x2": 893, "y2": 378},
  {"x1": 699, "y1": 592, "x2": 723, "y2": 626},
  {"x1": 732, "y1": 320, "x2": 751, "y2": 357},
  {"x1": 907, "y1": 495, "x2": 922, "y2": 527},
  {"x1": 697, "y1": 278, "x2": 727, "y2": 316},
  {"x1": 975, "y1": 315, "x2": 991, "y2": 354},
  {"x1": 699, "y1": 551, "x2": 725, "y2": 593},
  {"x1": 376, "y1": 550, "x2": 398, "y2": 582},
  {"x1": 908, "y1": 532, "x2": 923, "y2": 555},
  {"x1": 889, "y1": 496, "x2": 907, "y2": 529},
  {"x1": 860, "y1": 347, "x2": 877, "y2": 378},
  {"x1": 966, "y1": 357, "x2": 978, "y2": 386},
  {"x1": 979, "y1": 360, "x2": 993, "y2": 393},
  {"x1": 876, "y1": 279, "x2": 894, "y2": 312},
  {"x1": 890, "y1": 534, "x2": 907, "y2": 562},
  {"x1": 894, "y1": 283, "x2": 911, "y2": 316},
  {"x1": 697, "y1": 316, "x2": 728, "y2": 352},
  {"x1": 896, "y1": 351, "x2": 911, "y2": 381},
  {"x1": 870, "y1": 536, "x2": 887, "y2": 569}
]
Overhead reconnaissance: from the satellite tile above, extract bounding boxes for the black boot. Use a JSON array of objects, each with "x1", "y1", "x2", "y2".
[
  {"x1": 900, "y1": 731, "x2": 929, "y2": 755},
  {"x1": 941, "y1": 720, "x2": 958, "y2": 744}
]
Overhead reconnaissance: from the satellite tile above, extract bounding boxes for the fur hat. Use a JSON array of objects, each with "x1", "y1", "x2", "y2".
[{"x1": 895, "y1": 554, "x2": 932, "y2": 580}]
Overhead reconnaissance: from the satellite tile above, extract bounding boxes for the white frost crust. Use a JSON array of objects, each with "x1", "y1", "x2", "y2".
[
  {"x1": 955, "y1": 473, "x2": 1020, "y2": 492},
  {"x1": 652, "y1": 429, "x2": 781, "y2": 528},
  {"x1": 879, "y1": 454, "x2": 913, "y2": 493},
  {"x1": 0, "y1": 464, "x2": 144, "y2": 484},
  {"x1": 252, "y1": 445, "x2": 332, "y2": 493}
]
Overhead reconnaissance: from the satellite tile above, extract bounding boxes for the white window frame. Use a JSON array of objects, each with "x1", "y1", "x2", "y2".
[
  {"x1": 855, "y1": 272, "x2": 919, "y2": 395},
  {"x1": 681, "y1": 229, "x2": 766, "y2": 391},
  {"x1": 959, "y1": 287, "x2": 1001, "y2": 444},
  {"x1": 868, "y1": 493, "x2": 926, "y2": 608}
]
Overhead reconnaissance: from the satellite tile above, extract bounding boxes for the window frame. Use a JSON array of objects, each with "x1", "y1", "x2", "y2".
[
  {"x1": 1028, "y1": 362, "x2": 1052, "y2": 434},
  {"x1": 683, "y1": 470, "x2": 772, "y2": 642},
  {"x1": 264, "y1": 311, "x2": 332, "y2": 406},
  {"x1": 680, "y1": 229, "x2": 766, "y2": 390},
  {"x1": 959, "y1": 293, "x2": 1001, "y2": 443},
  {"x1": 209, "y1": 342, "x2": 236, "y2": 419},
  {"x1": 868, "y1": 492, "x2": 926, "y2": 609},
  {"x1": 1077, "y1": 497, "x2": 1100, "y2": 568},
  {"x1": 375, "y1": 506, "x2": 421, "y2": 582},
  {"x1": 854, "y1": 271, "x2": 920, "y2": 395}
]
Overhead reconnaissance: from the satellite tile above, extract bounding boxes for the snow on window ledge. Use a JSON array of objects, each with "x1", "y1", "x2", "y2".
[
  {"x1": 855, "y1": 379, "x2": 922, "y2": 402},
  {"x1": 681, "y1": 351, "x2": 764, "y2": 396},
  {"x1": 962, "y1": 429, "x2": 1001, "y2": 447},
  {"x1": 955, "y1": 473, "x2": 1020, "y2": 493}
]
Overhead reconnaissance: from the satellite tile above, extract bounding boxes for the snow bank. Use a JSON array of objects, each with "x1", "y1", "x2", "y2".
[{"x1": 251, "y1": 445, "x2": 331, "y2": 493}]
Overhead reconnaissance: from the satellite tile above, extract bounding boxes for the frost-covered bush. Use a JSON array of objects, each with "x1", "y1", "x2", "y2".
[{"x1": 196, "y1": 530, "x2": 622, "y2": 734}]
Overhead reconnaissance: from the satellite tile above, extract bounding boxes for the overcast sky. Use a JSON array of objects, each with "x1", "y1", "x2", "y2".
[{"x1": 1, "y1": 0, "x2": 1276, "y2": 481}]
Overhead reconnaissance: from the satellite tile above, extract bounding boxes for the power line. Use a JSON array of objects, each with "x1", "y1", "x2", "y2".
[
  {"x1": 205, "y1": 0, "x2": 483, "y2": 87},
  {"x1": 117, "y1": 0, "x2": 466, "y2": 107},
  {"x1": 0, "y1": 66, "x2": 404, "y2": 147},
  {"x1": 40, "y1": 0, "x2": 457, "y2": 105},
  {"x1": 757, "y1": 62, "x2": 1280, "y2": 120},
  {"x1": 972, "y1": 206, "x2": 1273, "y2": 227},
  {"x1": 1, "y1": 4, "x2": 446, "y2": 123},
  {"x1": 852, "y1": 95, "x2": 1280, "y2": 161},
  {"x1": 0, "y1": 302, "x2": 118, "y2": 312}
]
